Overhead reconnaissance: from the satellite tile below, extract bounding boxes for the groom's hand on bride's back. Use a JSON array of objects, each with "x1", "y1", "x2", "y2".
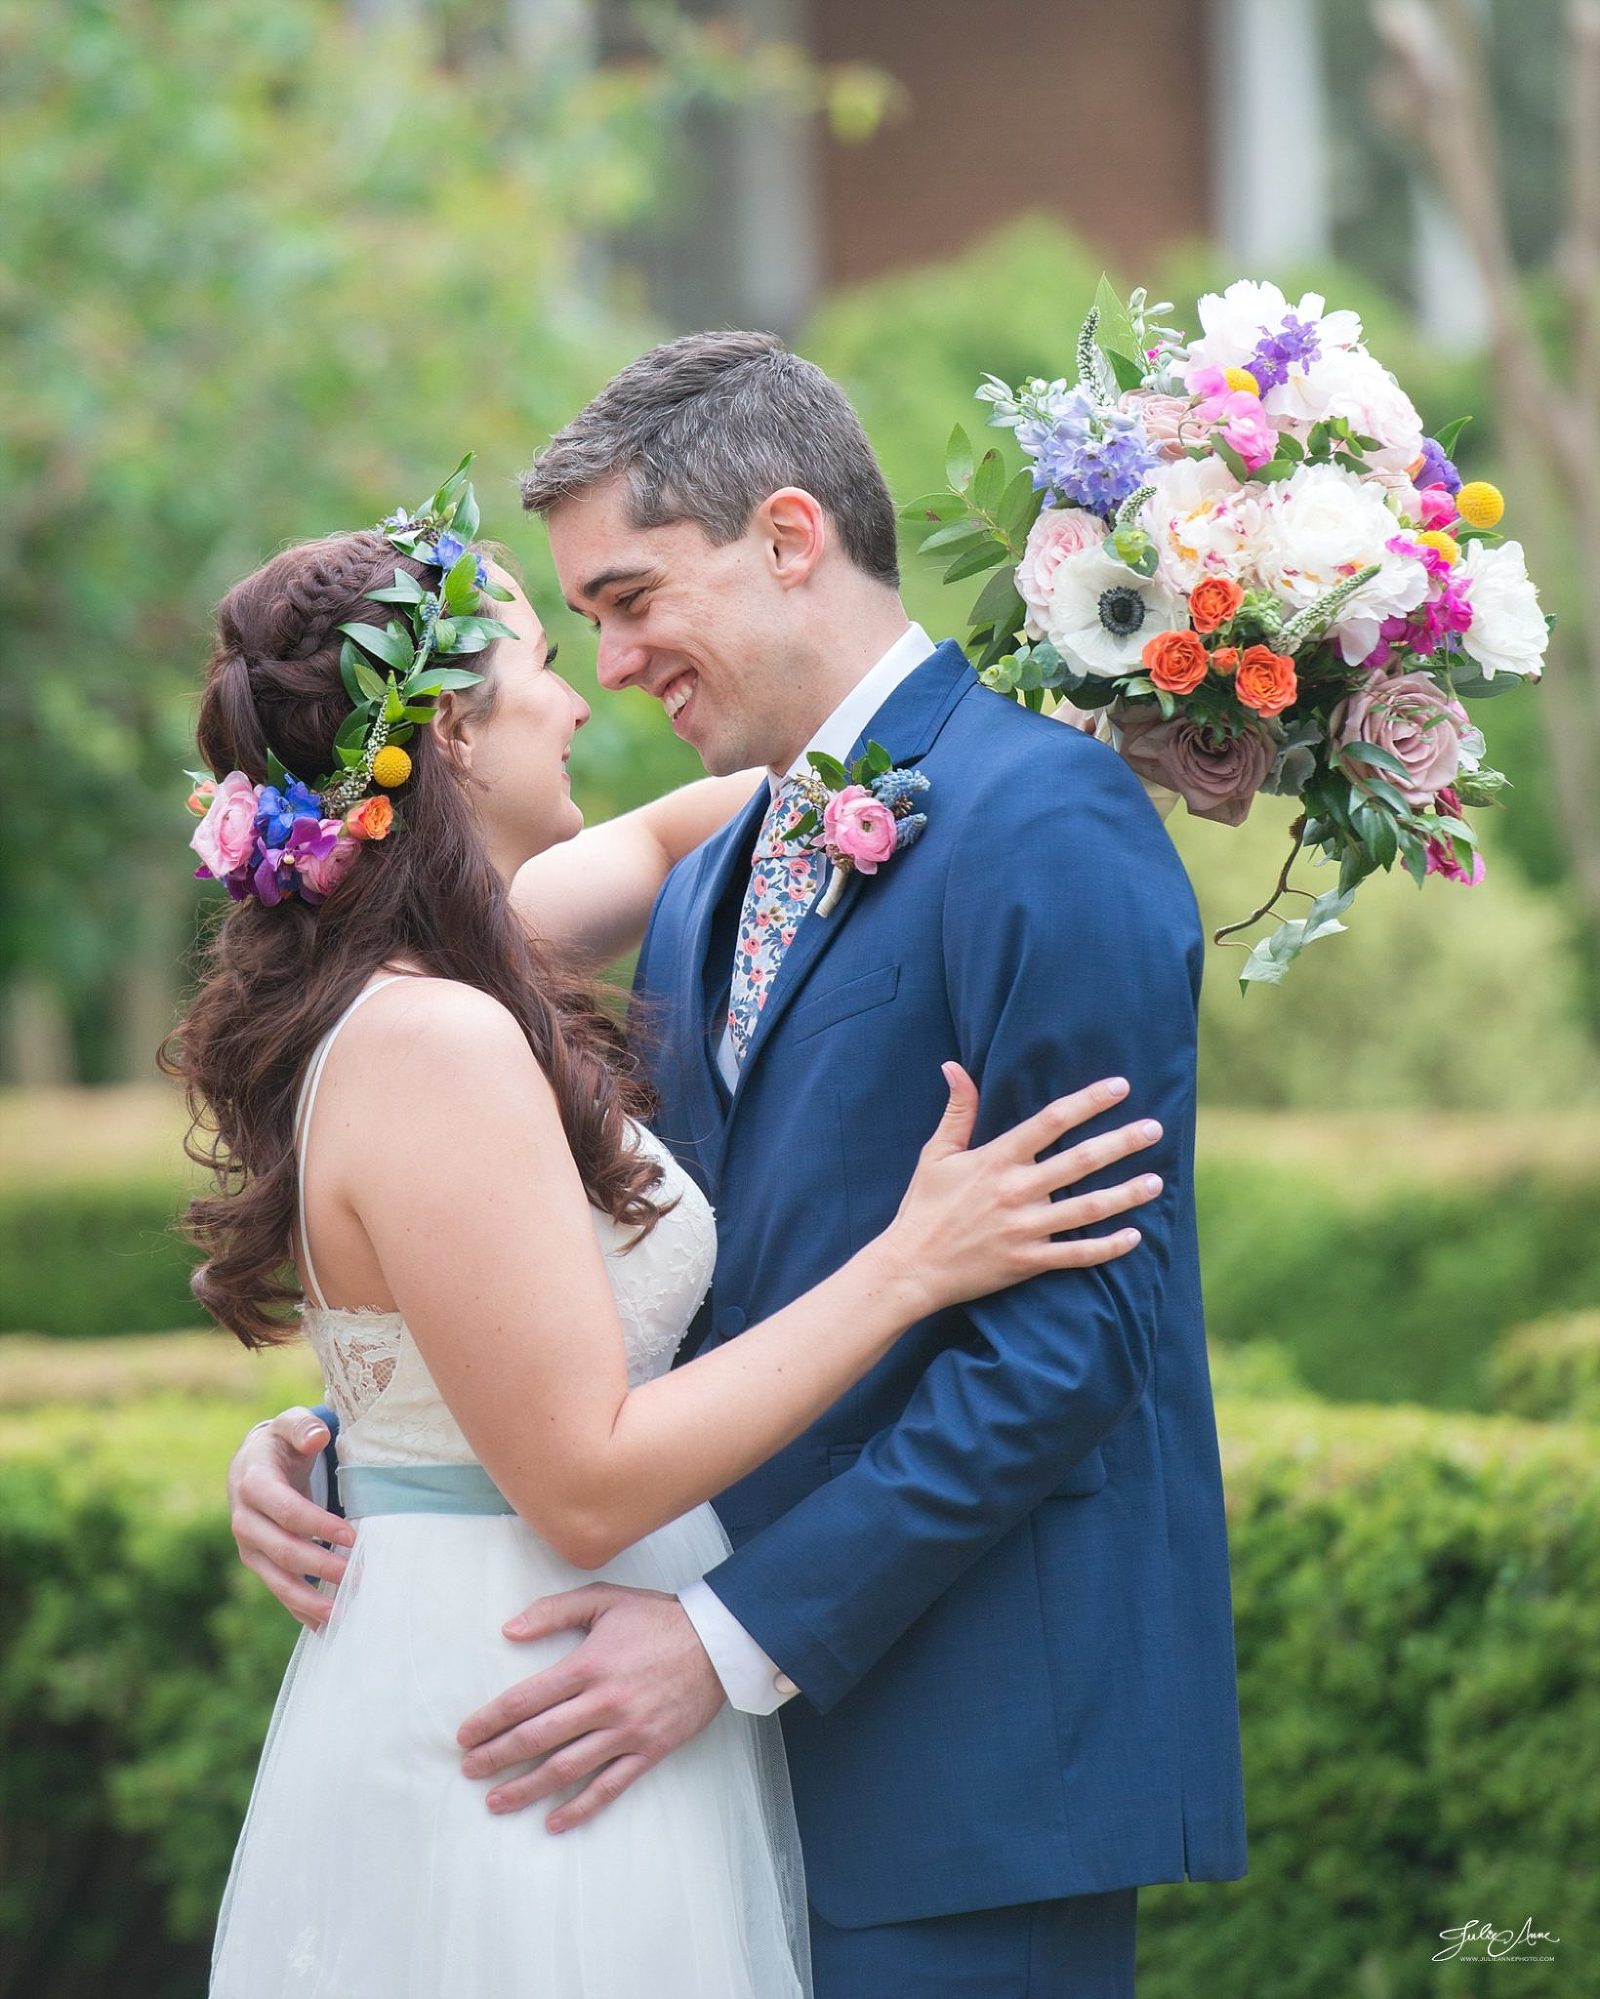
[
  {"x1": 227, "y1": 1408, "x2": 356, "y2": 1629},
  {"x1": 455, "y1": 1585, "x2": 725, "y2": 1832}
]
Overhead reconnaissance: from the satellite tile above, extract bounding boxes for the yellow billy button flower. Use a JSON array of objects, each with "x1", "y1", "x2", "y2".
[
  {"x1": 371, "y1": 744, "x2": 413, "y2": 789},
  {"x1": 1415, "y1": 530, "x2": 1461, "y2": 566},
  {"x1": 1222, "y1": 366, "x2": 1261, "y2": 396},
  {"x1": 1456, "y1": 481, "x2": 1504, "y2": 529}
]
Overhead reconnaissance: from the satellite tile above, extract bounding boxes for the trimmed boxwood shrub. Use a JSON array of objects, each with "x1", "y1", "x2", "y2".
[
  {"x1": 10, "y1": 1156, "x2": 1600, "y2": 1419},
  {"x1": 1490, "y1": 1311, "x2": 1600, "y2": 1423},
  {"x1": 2, "y1": 1382, "x2": 1595, "y2": 1998},
  {"x1": 0, "y1": 1180, "x2": 196, "y2": 1339}
]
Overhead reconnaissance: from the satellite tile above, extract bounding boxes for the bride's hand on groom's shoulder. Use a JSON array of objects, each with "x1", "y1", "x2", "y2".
[
  {"x1": 877, "y1": 1066, "x2": 1165, "y2": 1315},
  {"x1": 227, "y1": 1409, "x2": 357, "y2": 1629}
]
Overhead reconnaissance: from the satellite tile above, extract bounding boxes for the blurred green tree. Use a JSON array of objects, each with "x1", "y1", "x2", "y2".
[{"x1": 0, "y1": 0, "x2": 879, "y2": 1082}]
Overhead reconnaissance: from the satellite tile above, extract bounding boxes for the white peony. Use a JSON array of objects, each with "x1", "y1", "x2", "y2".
[
  {"x1": 1459, "y1": 539, "x2": 1547, "y2": 680},
  {"x1": 1183, "y1": 280, "x2": 1363, "y2": 381},
  {"x1": 1255, "y1": 463, "x2": 1430, "y2": 665},
  {"x1": 1043, "y1": 543, "x2": 1189, "y2": 678},
  {"x1": 1266, "y1": 347, "x2": 1425, "y2": 474},
  {"x1": 1137, "y1": 453, "x2": 1268, "y2": 594}
]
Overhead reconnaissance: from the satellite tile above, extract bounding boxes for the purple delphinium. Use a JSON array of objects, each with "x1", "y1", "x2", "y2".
[
  {"x1": 1246, "y1": 313, "x2": 1323, "y2": 393},
  {"x1": 1413, "y1": 437, "x2": 1462, "y2": 494},
  {"x1": 1019, "y1": 385, "x2": 1159, "y2": 517}
]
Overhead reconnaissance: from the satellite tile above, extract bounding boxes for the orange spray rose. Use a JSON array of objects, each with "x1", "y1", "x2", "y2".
[
  {"x1": 1142, "y1": 629, "x2": 1210, "y2": 696},
  {"x1": 1235, "y1": 645, "x2": 1298, "y2": 717},
  {"x1": 1188, "y1": 577, "x2": 1245, "y2": 634}
]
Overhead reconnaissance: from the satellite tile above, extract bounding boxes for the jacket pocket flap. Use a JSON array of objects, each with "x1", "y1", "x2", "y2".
[{"x1": 788, "y1": 963, "x2": 900, "y2": 1043}]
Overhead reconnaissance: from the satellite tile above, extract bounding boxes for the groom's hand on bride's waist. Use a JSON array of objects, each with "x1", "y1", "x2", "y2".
[{"x1": 456, "y1": 1584, "x2": 726, "y2": 1832}]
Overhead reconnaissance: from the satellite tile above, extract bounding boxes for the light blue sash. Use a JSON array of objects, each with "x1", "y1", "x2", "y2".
[{"x1": 338, "y1": 1463, "x2": 514, "y2": 1519}]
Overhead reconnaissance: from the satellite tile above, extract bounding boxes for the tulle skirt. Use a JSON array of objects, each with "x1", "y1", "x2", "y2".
[{"x1": 209, "y1": 1498, "x2": 810, "y2": 1998}]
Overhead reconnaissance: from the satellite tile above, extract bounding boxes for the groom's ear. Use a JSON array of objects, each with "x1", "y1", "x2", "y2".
[{"x1": 755, "y1": 487, "x2": 827, "y2": 591}]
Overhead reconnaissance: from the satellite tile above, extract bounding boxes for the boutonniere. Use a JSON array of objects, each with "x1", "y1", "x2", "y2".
[{"x1": 792, "y1": 740, "x2": 931, "y2": 917}]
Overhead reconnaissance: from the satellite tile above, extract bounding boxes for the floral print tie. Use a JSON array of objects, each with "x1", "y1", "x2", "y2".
[{"x1": 727, "y1": 778, "x2": 824, "y2": 1069}]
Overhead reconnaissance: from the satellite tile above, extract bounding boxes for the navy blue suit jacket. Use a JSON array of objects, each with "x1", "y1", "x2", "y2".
[{"x1": 635, "y1": 642, "x2": 1247, "y2": 1928}]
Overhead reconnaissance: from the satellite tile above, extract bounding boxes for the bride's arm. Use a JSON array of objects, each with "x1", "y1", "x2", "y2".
[
  {"x1": 510, "y1": 771, "x2": 762, "y2": 972},
  {"x1": 355, "y1": 983, "x2": 1161, "y2": 1571}
]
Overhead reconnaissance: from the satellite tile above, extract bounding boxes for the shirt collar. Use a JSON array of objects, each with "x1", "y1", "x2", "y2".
[{"x1": 772, "y1": 622, "x2": 935, "y2": 794}]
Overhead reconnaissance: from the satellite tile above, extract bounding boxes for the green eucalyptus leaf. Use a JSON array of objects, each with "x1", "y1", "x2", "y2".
[
  {"x1": 942, "y1": 540, "x2": 1011, "y2": 584},
  {"x1": 999, "y1": 466, "x2": 1042, "y2": 541},
  {"x1": 1106, "y1": 348, "x2": 1146, "y2": 393},
  {"x1": 1211, "y1": 436, "x2": 1251, "y2": 483},
  {"x1": 899, "y1": 491, "x2": 967, "y2": 523},
  {"x1": 945, "y1": 425, "x2": 975, "y2": 493},
  {"x1": 808, "y1": 751, "x2": 850, "y2": 790},
  {"x1": 405, "y1": 667, "x2": 486, "y2": 696},
  {"x1": 443, "y1": 551, "x2": 480, "y2": 613},
  {"x1": 1432, "y1": 415, "x2": 1471, "y2": 459},
  {"x1": 338, "y1": 620, "x2": 410, "y2": 672},
  {"x1": 864, "y1": 741, "x2": 892, "y2": 776},
  {"x1": 916, "y1": 520, "x2": 988, "y2": 555},
  {"x1": 968, "y1": 563, "x2": 1025, "y2": 635},
  {"x1": 972, "y1": 447, "x2": 1007, "y2": 516},
  {"x1": 383, "y1": 678, "x2": 405, "y2": 723},
  {"x1": 265, "y1": 748, "x2": 288, "y2": 788}
]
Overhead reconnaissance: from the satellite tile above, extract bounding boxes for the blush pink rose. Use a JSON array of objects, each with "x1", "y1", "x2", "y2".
[
  {"x1": 823, "y1": 786, "x2": 898, "y2": 873},
  {"x1": 1119, "y1": 391, "x2": 1199, "y2": 461},
  {"x1": 1332, "y1": 670, "x2": 1471, "y2": 805},
  {"x1": 296, "y1": 824, "x2": 359, "y2": 902},
  {"x1": 190, "y1": 770, "x2": 259, "y2": 877},
  {"x1": 1015, "y1": 506, "x2": 1106, "y2": 637}
]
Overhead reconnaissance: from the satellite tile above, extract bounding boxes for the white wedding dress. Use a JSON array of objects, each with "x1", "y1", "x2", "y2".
[{"x1": 210, "y1": 977, "x2": 810, "y2": 1998}]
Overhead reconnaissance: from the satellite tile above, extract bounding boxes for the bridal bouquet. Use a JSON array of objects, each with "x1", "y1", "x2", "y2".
[{"x1": 904, "y1": 279, "x2": 1550, "y2": 985}]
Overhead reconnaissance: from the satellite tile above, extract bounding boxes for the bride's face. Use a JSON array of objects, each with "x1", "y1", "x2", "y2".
[{"x1": 438, "y1": 568, "x2": 590, "y2": 876}]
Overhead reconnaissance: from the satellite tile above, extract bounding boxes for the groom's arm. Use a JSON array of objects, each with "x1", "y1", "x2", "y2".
[{"x1": 698, "y1": 743, "x2": 1202, "y2": 1711}]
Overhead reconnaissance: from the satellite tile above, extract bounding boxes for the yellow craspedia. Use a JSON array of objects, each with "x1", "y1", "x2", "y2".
[
  {"x1": 1416, "y1": 530, "x2": 1461, "y2": 566},
  {"x1": 371, "y1": 744, "x2": 413, "y2": 789},
  {"x1": 1456, "y1": 480, "x2": 1504, "y2": 529},
  {"x1": 1222, "y1": 366, "x2": 1261, "y2": 396}
]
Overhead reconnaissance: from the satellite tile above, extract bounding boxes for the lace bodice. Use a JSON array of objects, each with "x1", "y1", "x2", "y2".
[
  {"x1": 293, "y1": 979, "x2": 715, "y2": 1470},
  {"x1": 300, "y1": 1128, "x2": 713, "y2": 1467}
]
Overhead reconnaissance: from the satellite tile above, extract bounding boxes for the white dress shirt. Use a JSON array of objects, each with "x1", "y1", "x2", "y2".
[{"x1": 682, "y1": 621, "x2": 936, "y2": 1712}]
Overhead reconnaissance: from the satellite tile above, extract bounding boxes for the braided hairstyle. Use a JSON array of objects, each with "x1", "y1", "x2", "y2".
[{"x1": 162, "y1": 532, "x2": 667, "y2": 1348}]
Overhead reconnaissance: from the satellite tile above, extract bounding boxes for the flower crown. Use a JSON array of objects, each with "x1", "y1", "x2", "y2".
[{"x1": 187, "y1": 455, "x2": 515, "y2": 907}]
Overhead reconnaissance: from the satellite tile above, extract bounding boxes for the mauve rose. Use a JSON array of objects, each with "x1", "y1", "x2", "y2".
[
  {"x1": 1332, "y1": 669, "x2": 1470, "y2": 804},
  {"x1": 191, "y1": 770, "x2": 259, "y2": 877},
  {"x1": 1119, "y1": 391, "x2": 1197, "y2": 461},
  {"x1": 1015, "y1": 507, "x2": 1105, "y2": 637},
  {"x1": 823, "y1": 786, "x2": 898, "y2": 872},
  {"x1": 1112, "y1": 703, "x2": 1275, "y2": 826}
]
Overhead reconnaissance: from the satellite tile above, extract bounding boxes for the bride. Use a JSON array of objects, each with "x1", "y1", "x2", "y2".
[{"x1": 171, "y1": 472, "x2": 1162, "y2": 1998}]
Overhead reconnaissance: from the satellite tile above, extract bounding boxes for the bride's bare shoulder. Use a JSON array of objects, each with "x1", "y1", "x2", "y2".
[{"x1": 336, "y1": 975, "x2": 543, "y2": 1092}]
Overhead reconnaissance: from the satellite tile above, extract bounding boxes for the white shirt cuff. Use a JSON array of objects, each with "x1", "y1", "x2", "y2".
[{"x1": 679, "y1": 1578, "x2": 800, "y2": 1714}]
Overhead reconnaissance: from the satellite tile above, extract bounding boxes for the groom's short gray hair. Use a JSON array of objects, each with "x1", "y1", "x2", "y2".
[{"x1": 521, "y1": 331, "x2": 899, "y2": 586}]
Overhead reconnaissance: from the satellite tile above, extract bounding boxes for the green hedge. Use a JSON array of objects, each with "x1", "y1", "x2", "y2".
[
  {"x1": 0, "y1": 1179, "x2": 197, "y2": 1339},
  {"x1": 1490, "y1": 1311, "x2": 1600, "y2": 1423},
  {"x1": 2, "y1": 1381, "x2": 1595, "y2": 1999},
  {"x1": 1195, "y1": 1161, "x2": 1600, "y2": 1410},
  {"x1": 11, "y1": 1156, "x2": 1597, "y2": 1421}
]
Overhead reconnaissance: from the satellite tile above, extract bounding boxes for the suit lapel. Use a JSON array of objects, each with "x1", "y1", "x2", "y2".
[{"x1": 722, "y1": 642, "x2": 976, "y2": 1134}]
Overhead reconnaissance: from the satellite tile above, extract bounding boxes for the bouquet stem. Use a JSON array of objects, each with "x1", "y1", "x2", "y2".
[{"x1": 1213, "y1": 814, "x2": 1311, "y2": 945}]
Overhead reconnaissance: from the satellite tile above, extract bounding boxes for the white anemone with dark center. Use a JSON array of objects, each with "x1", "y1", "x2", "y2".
[{"x1": 1041, "y1": 542, "x2": 1189, "y2": 678}]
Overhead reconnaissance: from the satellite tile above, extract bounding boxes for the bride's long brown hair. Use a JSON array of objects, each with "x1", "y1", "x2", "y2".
[{"x1": 161, "y1": 530, "x2": 666, "y2": 1349}]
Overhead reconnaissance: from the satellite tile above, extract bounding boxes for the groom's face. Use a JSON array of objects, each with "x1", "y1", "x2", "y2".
[{"x1": 547, "y1": 478, "x2": 802, "y2": 777}]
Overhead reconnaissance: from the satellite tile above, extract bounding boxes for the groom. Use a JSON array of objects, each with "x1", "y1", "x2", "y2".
[{"x1": 238, "y1": 333, "x2": 1246, "y2": 1995}]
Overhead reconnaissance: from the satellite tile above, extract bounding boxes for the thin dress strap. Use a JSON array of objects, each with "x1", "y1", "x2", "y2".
[{"x1": 294, "y1": 976, "x2": 414, "y2": 1310}]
